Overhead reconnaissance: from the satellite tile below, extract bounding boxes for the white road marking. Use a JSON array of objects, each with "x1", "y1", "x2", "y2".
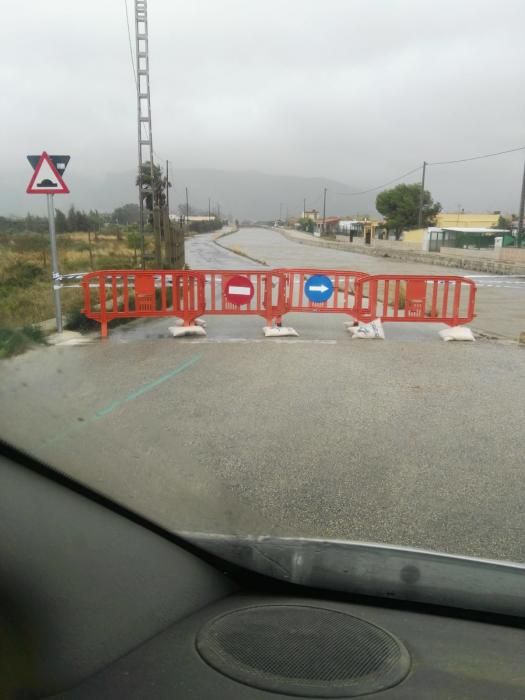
[
  {"x1": 466, "y1": 275, "x2": 525, "y2": 278},
  {"x1": 465, "y1": 275, "x2": 525, "y2": 289},
  {"x1": 228, "y1": 286, "x2": 252, "y2": 295},
  {"x1": 180, "y1": 338, "x2": 337, "y2": 344}
]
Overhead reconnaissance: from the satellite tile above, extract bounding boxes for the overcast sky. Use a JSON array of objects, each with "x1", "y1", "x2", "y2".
[{"x1": 3, "y1": 0, "x2": 525, "y2": 215}]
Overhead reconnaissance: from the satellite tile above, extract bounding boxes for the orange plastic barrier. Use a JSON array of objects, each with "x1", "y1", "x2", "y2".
[
  {"x1": 82, "y1": 269, "x2": 476, "y2": 336},
  {"x1": 354, "y1": 274, "x2": 477, "y2": 326},
  {"x1": 82, "y1": 270, "x2": 205, "y2": 337},
  {"x1": 199, "y1": 269, "x2": 286, "y2": 325},
  {"x1": 276, "y1": 268, "x2": 367, "y2": 320}
]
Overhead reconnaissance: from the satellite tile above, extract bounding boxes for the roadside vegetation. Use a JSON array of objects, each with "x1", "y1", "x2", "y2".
[
  {"x1": 1, "y1": 160, "x2": 226, "y2": 355},
  {"x1": 0, "y1": 325, "x2": 47, "y2": 358},
  {"x1": 0, "y1": 228, "x2": 154, "y2": 328}
]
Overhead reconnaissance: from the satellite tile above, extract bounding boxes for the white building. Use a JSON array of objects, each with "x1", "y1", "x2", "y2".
[
  {"x1": 338, "y1": 220, "x2": 364, "y2": 234},
  {"x1": 168, "y1": 214, "x2": 216, "y2": 223}
]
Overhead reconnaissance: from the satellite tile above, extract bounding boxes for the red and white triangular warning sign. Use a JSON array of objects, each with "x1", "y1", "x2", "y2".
[{"x1": 26, "y1": 151, "x2": 69, "y2": 194}]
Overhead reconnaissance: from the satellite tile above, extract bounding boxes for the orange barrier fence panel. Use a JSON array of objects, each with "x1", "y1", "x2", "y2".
[
  {"x1": 354, "y1": 274, "x2": 476, "y2": 326},
  {"x1": 200, "y1": 270, "x2": 286, "y2": 325},
  {"x1": 275, "y1": 268, "x2": 368, "y2": 317},
  {"x1": 81, "y1": 269, "x2": 476, "y2": 338},
  {"x1": 81, "y1": 270, "x2": 206, "y2": 337}
]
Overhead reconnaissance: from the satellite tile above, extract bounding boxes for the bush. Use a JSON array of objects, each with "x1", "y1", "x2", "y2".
[
  {"x1": 65, "y1": 304, "x2": 137, "y2": 334},
  {"x1": 12, "y1": 234, "x2": 47, "y2": 255},
  {"x1": 65, "y1": 308, "x2": 101, "y2": 333},
  {"x1": 298, "y1": 218, "x2": 315, "y2": 233},
  {"x1": 0, "y1": 325, "x2": 47, "y2": 359},
  {"x1": 1, "y1": 260, "x2": 45, "y2": 288}
]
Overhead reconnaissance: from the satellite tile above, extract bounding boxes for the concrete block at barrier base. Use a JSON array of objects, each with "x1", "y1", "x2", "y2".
[
  {"x1": 168, "y1": 325, "x2": 207, "y2": 338},
  {"x1": 262, "y1": 326, "x2": 299, "y2": 337},
  {"x1": 347, "y1": 319, "x2": 385, "y2": 339},
  {"x1": 172, "y1": 317, "x2": 207, "y2": 327},
  {"x1": 438, "y1": 326, "x2": 475, "y2": 342}
]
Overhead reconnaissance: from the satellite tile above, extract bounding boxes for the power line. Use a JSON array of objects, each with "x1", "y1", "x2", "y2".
[
  {"x1": 334, "y1": 145, "x2": 525, "y2": 199},
  {"x1": 335, "y1": 165, "x2": 422, "y2": 197},
  {"x1": 123, "y1": 0, "x2": 137, "y2": 87},
  {"x1": 428, "y1": 145, "x2": 525, "y2": 166},
  {"x1": 306, "y1": 192, "x2": 323, "y2": 207}
]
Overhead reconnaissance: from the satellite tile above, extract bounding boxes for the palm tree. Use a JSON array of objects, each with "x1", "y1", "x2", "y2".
[{"x1": 136, "y1": 162, "x2": 171, "y2": 212}]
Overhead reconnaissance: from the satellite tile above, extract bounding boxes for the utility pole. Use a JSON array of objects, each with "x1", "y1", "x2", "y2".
[
  {"x1": 279, "y1": 202, "x2": 283, "y2": 222},
  {"x1": 517, "y1": 159, "x2": 525, "y2": 249},
  {"x1": 322, "y1": 187, "x2": 327, "y2": 236},
  {"x1": 303, "y1": 197, "x2": 306, "y2": 218},
  {"x1": 134, "y1": 0, "x2": 160, "y2": 267},
  {"x1": 208, "y1": 197, "x2": 211, "y2": 220},
  {"x1": 185, "y1": 187, "x2": 189, "y2": 222},
  {"x1": 417, "y1": 160, "x2": 427, "y2": 228},
  {"x1": 218, "y1": 203, "x2": 221, "y2": 222},
  {"x1": 165, "y1": 159, "x2": 170, "y2": 214},
  {"x1": 164, "y1": 159, "x2": 174, "y2": 267}
]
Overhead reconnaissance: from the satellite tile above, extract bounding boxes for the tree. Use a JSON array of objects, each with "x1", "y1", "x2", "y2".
[
  {"x1": 75, "y1": 210, "x2": 90, "y2": 232},
  {"x1": 298, "y1": 217, "x2": 315, "y2": 233},
  {"x1": 55, "y1": 209, "x2": 68, "y2": 233},
  {"x1": 112, "y1": 203, "x2": 140, "y2": 225},
  {"x1": 67, "y1": 205, "x2": 77, "y2": 232},
  {"x1": 376, "y1": 183, "x2": 441, "y2": 240},
  {"x1": 136, "y1": 162, "x2": 170, "y2": 213},
  {"x1": 493, "y1": 214, "x2": 512, "y2": 230},
  {"x1": 24, "y1": 214, "x2": 47, "y2": 233},
  {"x1": 127, "y1": 231, "x2": 141, "y2": 266},
  {"x1": 0, "y1": 216, "x2": 26, "y2": 234}
]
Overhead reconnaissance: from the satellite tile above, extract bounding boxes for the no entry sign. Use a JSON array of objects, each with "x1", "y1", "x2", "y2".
[{"x1": 224, "y1": 275, "x2": 254, "y2": 305}]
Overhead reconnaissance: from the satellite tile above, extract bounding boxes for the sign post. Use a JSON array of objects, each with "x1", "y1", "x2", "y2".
[
  {"x1": 46, "y1": 193, "x2": 63, "y2": 332},
  {"x1": 26, "y1": 151, "x2": 70, "y2": 333}
]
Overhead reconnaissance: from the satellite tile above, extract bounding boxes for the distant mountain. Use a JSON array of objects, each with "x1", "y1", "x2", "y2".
[{"x1": 2, "y1": 167, "x2": 376, "y2": 219}]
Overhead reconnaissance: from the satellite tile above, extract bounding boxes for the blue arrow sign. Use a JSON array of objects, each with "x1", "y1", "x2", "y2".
[{"x1": 304, "y1": 274, "x2": 334, "y2": 303}]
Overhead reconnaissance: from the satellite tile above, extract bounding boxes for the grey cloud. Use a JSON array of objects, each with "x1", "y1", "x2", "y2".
[{"x1": 4, "y1": 0, "x2": 525, "y2": 217}]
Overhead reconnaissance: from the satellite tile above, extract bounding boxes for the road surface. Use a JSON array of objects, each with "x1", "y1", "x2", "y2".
[
  {"x1": 1, "y1": 228, "x2": 524, "y2": 563},
  {"x1": 219, "y1": 227, "x2": 525, "y2": 340}
]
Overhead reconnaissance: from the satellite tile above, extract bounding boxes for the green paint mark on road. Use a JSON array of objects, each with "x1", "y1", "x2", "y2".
[{"x1": 43, "y1": 353, "x2": 201, "y2": 447}]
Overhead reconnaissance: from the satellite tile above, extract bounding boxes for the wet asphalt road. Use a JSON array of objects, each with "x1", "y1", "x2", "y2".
[
  {"x1": 1, "y1": 229, "x2": 524, "y2": 562},
  {"x1": 220, "y1": 227, "x2": 525, "y2": 340}
]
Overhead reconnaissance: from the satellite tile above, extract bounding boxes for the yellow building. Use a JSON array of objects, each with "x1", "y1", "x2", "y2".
[
  {"x1": 403, "y1": 228, "x2": 426, "y2": 244},
  {"x1": 303, "y1": 209, "x2": 319, "y2": 221},
  {"x1": 435, "y1": 212, "x2": 501, "y2": 228},
  {"x1": 403, "y1": 213, "x2": 506, "y2": 245}
]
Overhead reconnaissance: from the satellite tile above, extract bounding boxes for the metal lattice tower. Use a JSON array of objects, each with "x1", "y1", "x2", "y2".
[{"x1": 135, "y1": 0, "x2": 157, "y2": 266}]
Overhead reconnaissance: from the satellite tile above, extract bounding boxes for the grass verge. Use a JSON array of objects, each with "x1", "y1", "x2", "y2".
[{"x1": 0, "y1": 326, "x2": 47, "y2": 359}]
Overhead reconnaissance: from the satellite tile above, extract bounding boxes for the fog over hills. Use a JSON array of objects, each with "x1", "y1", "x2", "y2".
[{"x1": 2, "y1": 167, "x2": 376, "y2": 220}]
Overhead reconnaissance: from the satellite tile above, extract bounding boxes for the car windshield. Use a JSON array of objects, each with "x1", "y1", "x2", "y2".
[{"x1": 1, "y1": 0, "x2": 524, "y2": 567}]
